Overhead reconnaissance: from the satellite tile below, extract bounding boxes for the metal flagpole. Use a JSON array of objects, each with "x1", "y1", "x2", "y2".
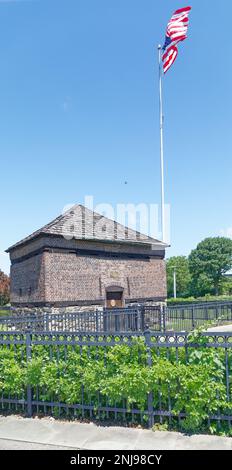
[{"x1": 158, "y1": 44, "x2": 165, "y2": 242}]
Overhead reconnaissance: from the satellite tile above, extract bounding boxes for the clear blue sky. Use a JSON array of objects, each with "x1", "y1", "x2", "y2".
[{"x1": 0, "y1": 0, "x2": 231, "y2": 274}]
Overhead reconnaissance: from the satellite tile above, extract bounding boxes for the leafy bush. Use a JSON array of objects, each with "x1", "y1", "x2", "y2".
[
  {"x1": 167, "y1": 295, "x2": 232, "y2": 305},
  {"x1": 0, "y1": 336, "x2": 231, "y2": 434},
  {"x1": 0, "y1": 349, "x2": 25, "y2": 395}
]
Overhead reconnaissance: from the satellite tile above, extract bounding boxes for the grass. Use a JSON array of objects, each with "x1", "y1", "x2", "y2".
[
  {"x1": 165, "y1": 318, "x2": 232, "y2": 332},
  {"x1": 0, "y1": 309, "x2": 10, "y2": 317}
]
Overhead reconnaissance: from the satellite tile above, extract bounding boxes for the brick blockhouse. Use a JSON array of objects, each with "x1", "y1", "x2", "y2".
[{"x1": 6, "y1": 205, "x2": 168, "y2": 308}]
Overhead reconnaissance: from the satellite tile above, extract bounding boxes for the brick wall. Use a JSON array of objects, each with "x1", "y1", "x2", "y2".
[
  {"x1": 10, "y1": 253, "x2": 46, "y2": 304},
  {"x1": 10, "y1": 240, "x2": 167, "y2": 306}
]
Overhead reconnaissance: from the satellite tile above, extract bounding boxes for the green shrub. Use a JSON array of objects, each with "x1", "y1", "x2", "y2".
[
  {"x1": 167, "y1": 295, "x2": 232, "y2": 305},
  {"x1": 0, "y1": 337, "x2": 231, "y2": 434},
  {"x1": 0, "y1": 349, "x2": 25, "y2": 395}
]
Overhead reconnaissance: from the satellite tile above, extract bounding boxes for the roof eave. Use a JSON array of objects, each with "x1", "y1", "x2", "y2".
[
  {"x1": 6, "y1": 232, "x2": 169, "y2": 253},
  {"x1": 75, "y1": 236, "x2": 169, "y2": 249},
  {"x1": 6, "y1": 233, "x2": 43, "y2": 253}
]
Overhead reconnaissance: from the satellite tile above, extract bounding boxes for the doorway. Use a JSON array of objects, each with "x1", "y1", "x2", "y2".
[{"x1": 106, "y1": 287, "x2": 124, "y2": 308}]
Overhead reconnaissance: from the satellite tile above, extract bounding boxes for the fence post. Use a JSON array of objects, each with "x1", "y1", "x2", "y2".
[
  {"x1": 215, "y1": 305, "x2": 219, "y2": 322},
  {"x1": 192, "y1": 307, "x2": 195, "y2": 330},
  {"x1": 45, "y1": 313, "x2": 50, "y2": 331},
  {"x1": 26, "y1": 332, "x2": 32, "y2": 418},
  {"x1": 144, "y1": 329, "x2": 154, "y2": 428},
  {"x1": 95, "y1": 310, "x2": 99, "y2": 332},
  {"x1": 103, "y1": 310, "x2": 106, "y2": 331},
  {"x1": 141, "y1": 306, "x2": 145, "y2": 331},
  {"x1": 161, "y1": 305, "x2": 166, "y2": 332}
]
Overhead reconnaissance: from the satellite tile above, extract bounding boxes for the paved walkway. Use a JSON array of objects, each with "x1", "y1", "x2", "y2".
[
  {"x1": 0, "y1": 438, "x2": 76, "y2": 450},
  {"x1": 207, "y1": 324, "x2": 232, "y2": 332},
  {"x1": 0, "y1": 416, "x2": 231, "y2": 450}
]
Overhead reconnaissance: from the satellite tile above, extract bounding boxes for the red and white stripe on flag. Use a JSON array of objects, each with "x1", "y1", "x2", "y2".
[
  {"x1": 162, "y1": 6, "x2": 191, "y2": 74},
  {"x1": 163, "y1": 46, "x2": 178, "y2": 74}
]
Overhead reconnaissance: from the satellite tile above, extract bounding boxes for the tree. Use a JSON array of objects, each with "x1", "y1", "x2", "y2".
[
  {"x1": 189, "y1": 237, "x2": 232, "y2": 296},
  {"x1": 166, "y1": 256, "x2": 191, "y2": 298},
  {"x1": 0, "y1": 270, "x2": 10, "y2": 306}
]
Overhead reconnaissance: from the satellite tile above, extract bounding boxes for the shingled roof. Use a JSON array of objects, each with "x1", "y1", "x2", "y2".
[{"x1": 6, "y1": 204, "x2": 168, "y2": 252}]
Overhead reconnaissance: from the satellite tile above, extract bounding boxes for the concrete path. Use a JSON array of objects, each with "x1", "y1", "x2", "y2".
[
  {"x1": 0, "y1": 438, "x2": 76, "y2": 450},
  {"x1": 0, "y1": 416, "x2": 231, "y2": 450},
  {"x1": 207, "y1": 324, "x2": 232, "y2": 332}
]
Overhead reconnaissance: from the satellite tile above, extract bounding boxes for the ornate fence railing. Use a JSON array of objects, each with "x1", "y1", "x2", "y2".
[
  {"x1": 0, "y1": 330, "x2": 231, "y2": 429},
  {"x1": 0, "y1": 302, "x2": 232, "y2": 333},
  {"x1": 0, "y1": 306, "x2": 163, "y2": 333}
]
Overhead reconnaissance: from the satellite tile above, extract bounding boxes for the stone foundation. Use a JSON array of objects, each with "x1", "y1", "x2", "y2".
[{"x1": 10, "y1": 299, "x2": 166, "y2": 316}]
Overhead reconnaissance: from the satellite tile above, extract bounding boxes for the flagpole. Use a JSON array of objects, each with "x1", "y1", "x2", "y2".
[{"x1": 158, "y1": 44, "x2": 165, "y2": 243}]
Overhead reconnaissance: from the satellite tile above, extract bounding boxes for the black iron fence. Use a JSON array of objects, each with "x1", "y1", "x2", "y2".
[
  {"x1": 165, "y1": 302, "x2": 232, "y2": 332},
  {"x1": 167, "y1": 299, "x2": 232, "y2": 307},
  {"x1": 0, "y1": 330, "x2": 231, "y2": 429},
  {"x1": 0, "y1": 302, "x2": 232, "y2": 333},
  {"x1": 0, "y1": 306, "x2": 163, "y2": 333}
]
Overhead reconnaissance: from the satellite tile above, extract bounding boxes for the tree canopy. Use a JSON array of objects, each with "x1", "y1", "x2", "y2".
[
  {"x1": 189, "y1": 237, "x2": 232, "y2": 296},
  {"x1": 166, "y1": 256, "x2": 191, "y2": 298},
  {"x1": 0, "y1": 270, "x2": 10, "y2": 306},
  {"x1": 166, "y1": 237, "x2": 232, "y2": 298}
]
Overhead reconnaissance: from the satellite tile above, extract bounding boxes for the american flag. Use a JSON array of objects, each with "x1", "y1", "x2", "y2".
[{"x1": 162, "y1": 6, "x2": 191, "y2": 74}]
